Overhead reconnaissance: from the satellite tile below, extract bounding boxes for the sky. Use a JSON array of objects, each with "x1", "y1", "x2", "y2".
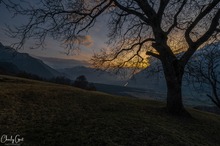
[{"x1": 0, "y1": 1, "x2": 109, "y2": 65}]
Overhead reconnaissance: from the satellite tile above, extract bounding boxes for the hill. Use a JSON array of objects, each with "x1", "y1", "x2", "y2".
[
  {"x1": 0, "y1": 62, "x2": 20, "y2": 74},
  {"x1": 0, "y1": 75, "x2": 220, "y2": 146},
  {"x1": 0, "y1": 42, "x2": 61, "y2": 79}
]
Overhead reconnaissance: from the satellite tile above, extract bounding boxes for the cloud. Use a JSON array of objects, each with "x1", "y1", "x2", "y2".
[
  {"x1": 79, "y1": 35, "x2": 94, "y2": 48},
  {"x1": 36, "y1": 56, "x2": 90, "y2": 69},
  {"x1": 65, "y1": 35, "x2": 94, "y2": 48}
]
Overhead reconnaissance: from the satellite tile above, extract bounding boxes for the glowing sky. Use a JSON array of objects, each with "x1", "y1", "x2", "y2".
[{"x1": 0, "y1": 2, "x2": 109, "y2": 63}]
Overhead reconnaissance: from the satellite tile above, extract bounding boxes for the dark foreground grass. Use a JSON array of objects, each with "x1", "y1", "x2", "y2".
[{"x1": 0, "y1": 75, "x2": 220, "y2": 146}]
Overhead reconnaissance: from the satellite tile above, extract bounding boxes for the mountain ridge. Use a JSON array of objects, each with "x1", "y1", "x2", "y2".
[{"x1": 0, "y1": 42, "x2": 61, "y2": 79}]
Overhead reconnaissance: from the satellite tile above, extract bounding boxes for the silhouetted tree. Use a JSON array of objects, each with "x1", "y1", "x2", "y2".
[
  {"x1": 73, "y1": 75, "x2": 89, "y2": 88},
  {"x1": 73, "y1": 75, "x2": 96, "y2": 90},
  {"x1": 4, "y1": 0, "x2": 220, "y2": 116},
  {"x1": 16, "y1": 72, "x2": 43, "y2": 81},
  {"x1": 50, "y1": 76, "x2": 71, "y2": 85},
  {"x1": 186, "y1": 44, "x2": 220, "y2": 109}
]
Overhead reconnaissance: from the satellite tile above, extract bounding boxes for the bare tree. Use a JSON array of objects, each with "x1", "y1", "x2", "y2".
[
  {"x1": 3, "y1": 0, "x2": 220, "y2": 116},
  {"x1": 186, "y1": 43, "x2": 220, "y2": 108}
]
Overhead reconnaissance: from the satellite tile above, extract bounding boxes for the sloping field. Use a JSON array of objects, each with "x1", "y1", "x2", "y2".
[{"x1": 0, "y1": 75, "x2": 220, "y2": 146}]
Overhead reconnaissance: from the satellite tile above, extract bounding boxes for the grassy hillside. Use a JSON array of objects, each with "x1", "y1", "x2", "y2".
[{"x1": 0, "y1": 75, "x2": 220, "y2": 146}]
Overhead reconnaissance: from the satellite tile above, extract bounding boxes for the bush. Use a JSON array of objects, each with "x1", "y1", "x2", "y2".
[{"x1": 73, "y1": 75, "x2": 96, "y2": 91}]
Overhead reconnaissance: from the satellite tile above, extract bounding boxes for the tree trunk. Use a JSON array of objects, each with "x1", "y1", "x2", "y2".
[
  {"x1": 162, "y1": 59, "x2": 190, "y2": 116},
  {"x1": 166, "y1": 75, "x2": 184, "y2": 114}
]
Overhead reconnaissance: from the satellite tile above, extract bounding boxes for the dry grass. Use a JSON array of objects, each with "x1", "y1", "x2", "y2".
[{"x1": 0, "y1": 75, "x2": 220, "y2": 146}]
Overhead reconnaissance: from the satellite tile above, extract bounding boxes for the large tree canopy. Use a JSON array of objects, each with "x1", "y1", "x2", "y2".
[{"x1": 2, "y1": 0, "x2": 220, "y2": 115}]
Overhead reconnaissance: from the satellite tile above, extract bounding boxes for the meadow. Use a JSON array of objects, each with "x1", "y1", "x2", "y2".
[{"x1": 0, "y1": 75, "x2": 220, "y2": 146}]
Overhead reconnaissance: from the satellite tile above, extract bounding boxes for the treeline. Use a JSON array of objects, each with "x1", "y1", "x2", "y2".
[
  {"x1": 15, "y1": 72, "x2": 72, "y2": 85},
  {"x1": 0, "y1": 71, "x2": 96, "y2": 91}
]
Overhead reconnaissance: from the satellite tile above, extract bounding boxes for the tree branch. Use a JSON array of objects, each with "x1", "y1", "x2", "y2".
[
  {"x1": 166, "y1": 0, "x2": 187, "y2": 34},
  {"x1": 157, "y1": 0, "x2": 170, "y2": 23},
  {"x1": 181, "y1": 8, "x2": 220, "y2": 66},
  {"x1": 184, "y1": 0, "x2": 220, "y2": 46},
  {"x1": 113, "y1": 0, "x2": 150, "y2": 24},
  {"x1": 134, "y1": 0, "x2": 157, "y2": 20},
  {"x1": 146, "y1": 51, "x2": 161, "y2": 59}
]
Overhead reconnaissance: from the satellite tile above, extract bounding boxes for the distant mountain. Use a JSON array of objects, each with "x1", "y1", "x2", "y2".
[
  {"x1": 0, "y1": 42, "x2": 61, "y2": 79},
  {"x1": 58, "y1": 66, "x2": 127, "y2": 85},
  {"x1": 127, "y1": 59, "x2": 166, "y2": 91},
  {"x1": 36, "y1": 56, "x2": 90, "y2": 69}
]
